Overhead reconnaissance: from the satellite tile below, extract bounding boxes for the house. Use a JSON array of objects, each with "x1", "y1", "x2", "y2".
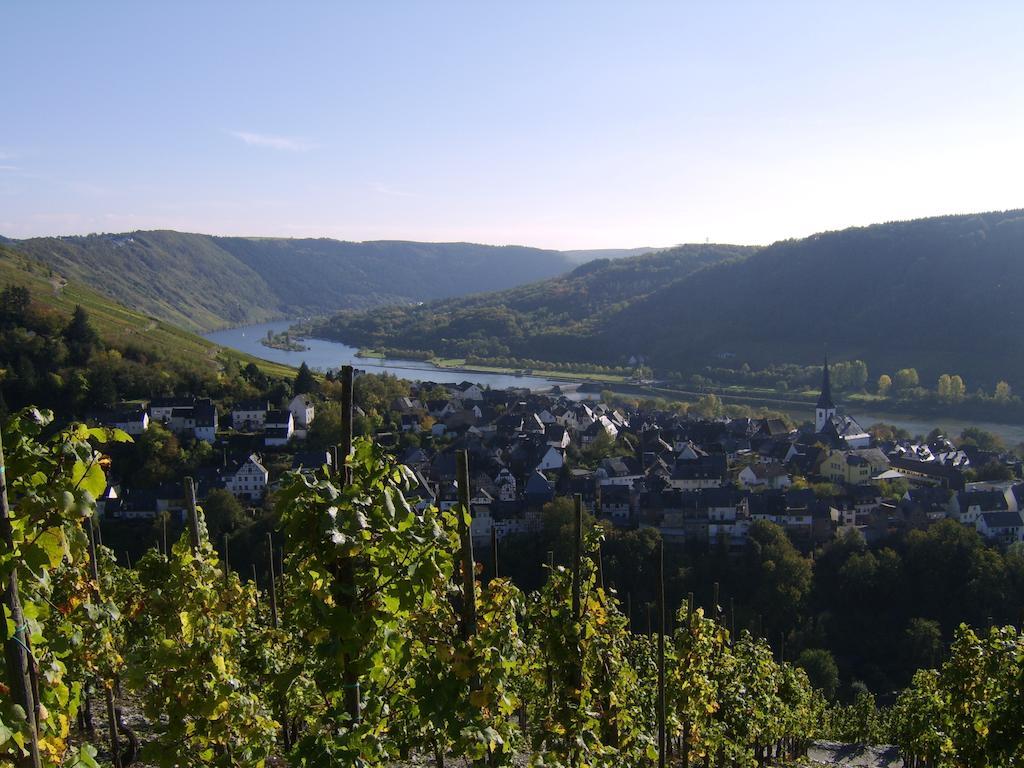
[
  {"x1": 580, "y1": 416, "x2": 618, "y2": 446},
  {"x1": 822, "y1": 450, "x2": 874, "y2": 485},
  {"x1": 977, "y1": 510, "x2": 1024, "y2": 544},
  {"x1": 168, "y1": 407, "x2": 196, "y2": 435},
  {"x1": 232, "y1": 400, "x2": 269, "y2": 431},
  {"x1": 224, "y1": 454, "x2": 269, "y2": 501},
  {"x1": 597, "y1": 457, "x2": 643, "y2": 487},
  {"x1": 545, "y1": 424, "x2": 571, "y2": 449},
  {"x1": 459, "y1": 383, "x2": 485, "y2": 401},
  {"x1": 149, "y1": 396, "x2": 195, "y2": 424},
  {"x1": 889, "y1": 456, "x2": 965, "y2": 490},
  {"x1": 524, "y1": 471, "x2": 554, "y2": 505},
  {"x1": 288, "y1": 395, "x2": 315, "y2": 431},
  {"x1": 264, "y1": 410, "x2": 295, "y2": 447},
  {"x1": 193, "y1": 399, "x2": 218, "y2": 443},
  {"x1": 950, "y1": 489, "x2": 1009, "y2": 525},
  {"x1": 533, "y1": 445, "x2": 564, "y2": 473},
  {"x1": 600, "y1": 484, "x2": 634, "y2": 527},
  {"x1": 494, "y1": 468, "x2": 517, "y2": 502},
  {"x1": 103, "y1": 405, "x2": 150, "y2": 436},
  {"x1": 668, "y1": 453, "x2": 727, "y2": 490},
  {"x1": 738, "y1": 462, "x2": 791, "y2": 490},
  {"x1": 291, "y1": 450, "x2": 333, "y2": 474}
]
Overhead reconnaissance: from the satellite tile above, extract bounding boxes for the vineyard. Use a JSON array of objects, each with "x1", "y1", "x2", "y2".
[{"x1": 1, "y1": 371, "x2": 1022, "y2": 767}]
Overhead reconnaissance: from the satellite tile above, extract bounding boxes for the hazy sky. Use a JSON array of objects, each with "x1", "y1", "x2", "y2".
[{"x1": 2, "y1": 2, "x2": 1023, "y2": 249}]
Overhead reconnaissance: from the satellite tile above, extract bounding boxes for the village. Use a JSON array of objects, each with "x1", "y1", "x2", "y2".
[{"x1": 90, "y1": 360, "x2": 1024, "y2": 553}]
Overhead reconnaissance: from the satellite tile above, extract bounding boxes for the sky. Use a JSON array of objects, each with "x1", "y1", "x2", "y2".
[{"x1": 2, "y1": 2, "x2": 1023, "y2": 250}]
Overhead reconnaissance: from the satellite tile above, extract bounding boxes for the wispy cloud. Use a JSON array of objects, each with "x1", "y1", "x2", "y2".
[
  {"x1": 229, "y1": 130, "x2": 316, "y2": 152},
  {"x1": 0, "y1": 165, "x2": 18, "y2": 172}
]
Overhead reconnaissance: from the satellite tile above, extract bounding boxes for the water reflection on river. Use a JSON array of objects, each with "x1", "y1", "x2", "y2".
[{"x1": 204, "y1": 321, "x2": 568, "y2": 391}]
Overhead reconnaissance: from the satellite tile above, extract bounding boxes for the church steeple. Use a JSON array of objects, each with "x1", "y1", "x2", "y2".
[
  {"x1": 815, "y1": 355, "x2": 836, "y2": 432},
  {"x1": 817, "y1": 354, "x2": 835, "y2": 410}
]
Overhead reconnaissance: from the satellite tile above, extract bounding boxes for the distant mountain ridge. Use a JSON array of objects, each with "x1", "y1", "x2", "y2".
[
  {"x1": 4, "y1": 231, "x2": 582, "y2": 332},
  {"x1": 314, "y1": 210, "x2": 1024, "y2": 387},
  {"x1": 561, "y1": 247, "x2": 660, "y2": 264}
]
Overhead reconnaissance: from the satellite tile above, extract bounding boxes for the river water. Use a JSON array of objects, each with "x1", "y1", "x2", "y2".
[{"x1": 204, "y1": 321, "x2": 566, "y2": 391}]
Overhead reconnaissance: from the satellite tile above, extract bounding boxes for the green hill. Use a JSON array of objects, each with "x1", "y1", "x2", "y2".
[
  {"x1": 6, "y1": 231, "x2": 576, "y2": 332},
  {"x1": 0, "y1": 244, "x2": 293, "y2": 382},
  {"x1": 314, "y1": 210, "x2": 1024, "y2": 388},
  {"x1": 311, "y1": 244, "x2": 754, "y2": 360}
]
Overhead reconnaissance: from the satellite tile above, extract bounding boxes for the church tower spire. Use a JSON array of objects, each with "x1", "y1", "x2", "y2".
[{"x1": 815, "y1": 354, "x2": 836, "y2": 432}]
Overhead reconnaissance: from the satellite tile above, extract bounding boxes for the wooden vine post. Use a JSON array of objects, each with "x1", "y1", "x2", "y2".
[
  {"x1": 184, "y1": 477, "x2": 202, "y2": 554},
  {"x1": 455, "y1": 450, "x2": 478, "y2": 640},
  {"x1": 0, "y1": 428, "x2": 42, "y2": 768},
  {"x1": 656, "y1": 538, "x2": 666, "y2": 768},
  {"x1": 250, "y1": 564, "x2": 260, "y2": 614},
  {"x1": 266, "y1": 533, "x2": 279, "y2": 630},
  {"x1": 223, "y1": 533, "x2": 230, "y2": 588},
  {"x1": 490, "y1": 525, "x2": 498, "y2": 581},
  {"x1": 456, "y1": 450, "x2": 486, "y2": 767},
  {"x1": 571, "y1": 494, "x2": 584, "y2": 766},
  {"x1": 571, "y1": 494, "x2": 583, "y2": 626},
  {"x1": 86, "y1": 519, "x2": 121, "y2": 768},
  {"x1": 338, "y1": 364, "x2": 360, "y2": 724}
]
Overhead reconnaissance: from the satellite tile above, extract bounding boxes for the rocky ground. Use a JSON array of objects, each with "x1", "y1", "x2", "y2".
[{"x1": 805, "y1": 741, "x2": 903, "y2": 768}]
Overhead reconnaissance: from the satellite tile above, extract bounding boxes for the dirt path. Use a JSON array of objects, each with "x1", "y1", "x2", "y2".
[{"x1": 807, "y1": 741, "x2": 903, "y2": 767}]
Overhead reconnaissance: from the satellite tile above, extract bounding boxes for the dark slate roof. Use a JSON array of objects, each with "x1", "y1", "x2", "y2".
[
  {"x1": 981, "y1": 510, "x2": 1023, "y2": 529},
  {"x1": 957, "y1": 490, "x2": 1009, "y2": 512},
  {"x1": 234, "y1": 399, "x2": 268, "y2": 411}
]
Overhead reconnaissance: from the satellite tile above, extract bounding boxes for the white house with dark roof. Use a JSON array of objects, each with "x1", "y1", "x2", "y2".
[
  {"x1": 978, "y1": 510, "x2": 1024, "y2": 543},
  {"x1": 193, "y1": 399, "x2": 218, "y2": 443},
  {"x1": 288, "y1": 395, "x2": 315, "y2": 431},
  {"x1": 264, "y1": 410, "x2": 295, "y2": 446},
  {"x1": 224, "y1": 454, "x2": 269, "y2": 500},
  {"x1": 105, "y1": 405, "x2": 150, "y2": 436},
  {"x1": 232, "y1": 400, "x2": 269, "y2": 431}
]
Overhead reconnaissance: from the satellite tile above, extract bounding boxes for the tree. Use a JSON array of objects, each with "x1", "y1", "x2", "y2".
[
  {"x1": 937, "y1": 374, "x2": 952, "y2": 400},
  {"x1": 949, "y1": 375, "x2": 966, "y2": 401},
  {"x1": 202, "y1": 488, "x2": 247, "y2": 541},
  {"x1": 694, "y1": 392, "x2": 723, "y2": 418},
  {"x1": 894, "y1": 368, "x2": 919, "y2": 391},
  {"x1": 294, "y1": 361, "x2": 317, "y2": 395},
  {"x1": 306, "y1": 400, "x2": 341, "y2": 450},
  {"x1": 903, "y1": 617, "x2": 943, "y2": 670},
  {"x1": 959, "y1": 427, "x2": 1005, "y2": 453},
  {"x1": 743, "y1": 521, "x2": 812, "y2": 638},
  {"x1": 64, "y1": 305, "x2": 100, "y2": 365},
  {"x1": 0, "y1": 283, "x2": 30, "y2": 326},
  {"x1": 877, "y1": 374, "x2": 892, "y2": 396},
  {"x1": 994, "y1": 380, "x2": 1013, "y2": 403},
  {"x1": 796, "y1": 648, "x2": 839, "y2": 700}
]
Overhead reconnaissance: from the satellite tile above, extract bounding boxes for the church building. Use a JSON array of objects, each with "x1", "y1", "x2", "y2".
[{"x1": 815, "y1": 356, "x2": 871, "y2": 449}]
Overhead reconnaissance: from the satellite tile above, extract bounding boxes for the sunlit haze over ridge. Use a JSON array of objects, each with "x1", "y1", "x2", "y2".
[{"x1": 2, "y1": 1, "x2": 1023, "y2": 250}]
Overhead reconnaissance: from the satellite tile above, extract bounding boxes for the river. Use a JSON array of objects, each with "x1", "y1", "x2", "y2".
[{"x1": 204, "y1": 320, "x2": 568, "y2": 391}]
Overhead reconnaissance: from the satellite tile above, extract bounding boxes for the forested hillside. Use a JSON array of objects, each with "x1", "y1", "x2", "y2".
[
  {"x1": 317, "y1": 210, "x2": 1024, "y2": 387},
  {"x1": 6, "y1": 231, "x2": 577, "y2": 332},
  {"x1": 314, "y1": 244, "x2": 754, "y2": 360},
  {"x1": 0, "y1": 244, "x2": 294, "y2": 417}
]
